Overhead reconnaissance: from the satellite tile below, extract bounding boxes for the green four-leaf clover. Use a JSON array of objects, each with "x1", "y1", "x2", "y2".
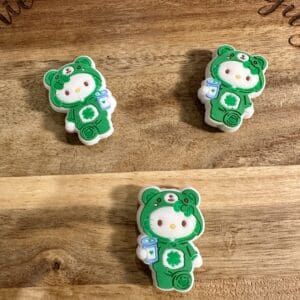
[{"x1": 167, "y1": 251, "x2": 181, "y2": 267}]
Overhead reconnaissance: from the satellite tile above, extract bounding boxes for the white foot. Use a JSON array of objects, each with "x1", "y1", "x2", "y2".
[
  {"x1": 193, "y1": 255, "x2": 203, "y2": 268},
  {"x1": 244, "y1": 106, "x2": 254, "y2": 119}
]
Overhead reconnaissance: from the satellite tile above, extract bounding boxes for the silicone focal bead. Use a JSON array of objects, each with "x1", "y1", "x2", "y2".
[
  {"x1": 198, "y1": 45, "x2": 268, "y2": 132},
  {"x1": 43, "y1": 56, "x2": 116, "y2": 145},
  {"x1": 137, "y1": 187, "x2": 205, "y2": 292}
]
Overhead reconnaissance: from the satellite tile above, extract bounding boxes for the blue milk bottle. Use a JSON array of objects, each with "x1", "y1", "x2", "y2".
[
  {"x1": 141, "y1": 236, "x2": 158, "y2": 264},
  {"x1": 95, "y1": 89, "x2": 111, "y2": 110},
  {"x1": 205, "y1": 78, "x2": 221, "y2": 99}
]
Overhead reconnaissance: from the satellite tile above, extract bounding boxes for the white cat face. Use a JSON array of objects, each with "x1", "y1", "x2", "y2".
[
  {"x1": 56, "y1": 73, "x2": 96, "y2": 103},
  {"x1": 218, "y1": 60, "x2": 259, "y2": 89},
  {"x1": 149, "y1": 206, "x2": 196, "y2": 240}
]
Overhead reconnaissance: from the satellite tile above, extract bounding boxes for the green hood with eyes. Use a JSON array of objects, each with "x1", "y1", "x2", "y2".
[
  {"x1": 43, "y1": 56, "x2": 104, "y2": 109},
  {"x1": 138, "y1": 187, "x2": 204, "y2": 243}
]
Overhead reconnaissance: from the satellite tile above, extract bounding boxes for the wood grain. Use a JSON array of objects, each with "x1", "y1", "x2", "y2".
[
  {"x1": 0, "y1": 166, "x2": 299, "y2": 299},
  {"x1": 0, "y1": 0, "x2": 299, "y2": 176}
]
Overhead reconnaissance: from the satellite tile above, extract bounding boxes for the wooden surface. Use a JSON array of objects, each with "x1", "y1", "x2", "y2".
[
  {"x1": 0, "y1": 166, "x2": 299, "y2": 299},
  {"x1": 0, "y1": 0, "x2": 299, "y2": 177},
  {"x1": 0, "y1": 1, "x2": 299, "y2": 299}
]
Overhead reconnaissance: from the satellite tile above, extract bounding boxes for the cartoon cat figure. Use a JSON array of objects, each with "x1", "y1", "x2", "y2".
[
  {"x1": 137, "y1": 187, "x2": 205, "y2": 292},
  {"x1": 44, "y1": 56, "x2": 116, "y2": 145},
  {"x1": 198, "y1": 45, "x2": 268, "y2": 132}
]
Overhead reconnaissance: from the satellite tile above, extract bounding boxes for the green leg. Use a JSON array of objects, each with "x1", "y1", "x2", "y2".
[
  {"x1": 172, "y1": 271, "x2": 193, "y2": 291},
  {"x1": 155, "y1": 271, "x2": 173, "y2": 290},
  {"x1": 96, "y1": 117, "x2": 111, "y2": 135},
  {"x1": 210, "y1": 104, "x2": 226, "y2": 123},
  {"x1": 210, "y1": 102, "x2": 242, "y2": 129}
]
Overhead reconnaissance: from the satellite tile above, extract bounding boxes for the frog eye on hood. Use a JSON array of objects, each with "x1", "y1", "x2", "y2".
[
  {"x1": 62, "y1": 66, "x2": 74, "y2": 76},
  {"x1": 237, "y1": 53, "x2": 249, "y2": 62}
]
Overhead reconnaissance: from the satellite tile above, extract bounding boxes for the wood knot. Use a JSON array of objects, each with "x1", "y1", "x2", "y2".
[
  {"x1": 52, "y1": 259, "x2": 61, "y2": 271},
  {"x1": 224, "y1": 226, "x2": 242, "y2": 255}
]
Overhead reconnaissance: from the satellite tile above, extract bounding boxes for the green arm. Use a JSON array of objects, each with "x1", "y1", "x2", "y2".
[
  {"x1": 66, "y1": 109, "x2": 75, "y2": 122},
  {"x1": 186, "y1": 243, "x2": 198, "y2": 260},
  {"x1": 243, "y1": 95, "x2": 252, "y2": 108}
]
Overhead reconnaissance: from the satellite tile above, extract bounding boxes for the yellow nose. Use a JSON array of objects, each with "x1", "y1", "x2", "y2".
[
  {"x1": 75, "y1": 87, "x2": 81, "y2": 93},
  {"x1": 235, "y1": 74, "x2": 241, "y2": 80},
  {"x1": 169, "y1": 224, "x2": 176, "y2": 230}
]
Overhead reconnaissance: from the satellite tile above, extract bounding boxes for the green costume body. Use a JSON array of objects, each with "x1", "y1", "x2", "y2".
[
  {"x1": 198, "y1": 45, "x2": 268, "y2": 132},
  {"x1": 209, "y1": 87, "x2": 252, "y2": 128},
  {"x1": 65, "y1": 95, "x2": 111, "y2": 141},
  {"x1": 44, "y1": 56, "x2": 116, "y2": 145},
  {"x1": 152, "y1": 240, "x2": 198, "y2": 290},
  {"x1": 137, "y1": 187, "x2": 205, "y2": 292}
]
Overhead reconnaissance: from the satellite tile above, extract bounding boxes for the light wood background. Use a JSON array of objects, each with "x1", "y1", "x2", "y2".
[
  {"x1": 0, "y1": 0, "x2": 299, "y2": 299},
  {"x1": 0, "y1": 0, "x2": 299, "y2": 177},
  {"x1": 0, "y1": 166, "x2": 299, "y2": 299}
]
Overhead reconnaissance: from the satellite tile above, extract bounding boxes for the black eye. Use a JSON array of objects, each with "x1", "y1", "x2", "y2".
[
  {"x1": 77, "y1": 65, "x2": 81, "y2": 69},
  {"x1": 225, "y1": 69, "x2": 230, "y2": 74},
  {"x1": 84, "y1": 81, "x2": 89, "y2": 87},
  {"x1": 157, "y1": 198, "x2": 161, "y2": 202},
  {"x1": 253, "y1": 60, "x2": 257, "y2": 65},
  {"x1": 65, "y1": 90, "x2": 70, "y2": 96},
  {"x1": 55, "y1": 75, "x2": 59, "y2": 79},
  {"x1": 246, "y1": 76, "x2": 251, "y2": 81},
  {"x1": 182, "y1": 220, "x2": 187, "y2": 227},
  {"x1": 157, "y1": 220, "x2": 163, "y2": 226},
  {"x1": 184, "y1": 198, "x2": 189, "y2": 204}
]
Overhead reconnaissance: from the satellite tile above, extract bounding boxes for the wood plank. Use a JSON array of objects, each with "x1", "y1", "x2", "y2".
[
  {"x1": 0, "y1": 0, "x2": 299, "y2": 176},
  {"x1": 0, "y1": 278, "x2": 299, "y2": 300},
  {"x1": 0, "y1": 166, "x2": 299, "y2": 298}
]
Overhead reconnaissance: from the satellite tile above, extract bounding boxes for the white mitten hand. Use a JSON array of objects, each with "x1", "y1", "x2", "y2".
[
  {"x1": 198, "y1": 86, "x2": 210, "y2": 101},
  {"x1": 65, "y1": 121, "x2": 76, "y2": 133},
  {"x1": 136, "y1": 247, "x2": 147, "y2": 261},
  {"x1": 193, "y1": 255, "x2": 203, "y2": 268}
]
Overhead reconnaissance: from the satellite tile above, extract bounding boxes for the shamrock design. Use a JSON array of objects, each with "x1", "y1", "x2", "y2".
[
  {"x1": 82, "y1": 107, "x2": 95, "y2": 120},
  {"x1": 174, "y1": 199, "x2": 194, "y2": 217},
  {"x1": 224, "y1": 94, "x2": 238, "y2": 107},
  {"x1": 167, "y1": 251, "x2": 181, "y2": 267}
]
